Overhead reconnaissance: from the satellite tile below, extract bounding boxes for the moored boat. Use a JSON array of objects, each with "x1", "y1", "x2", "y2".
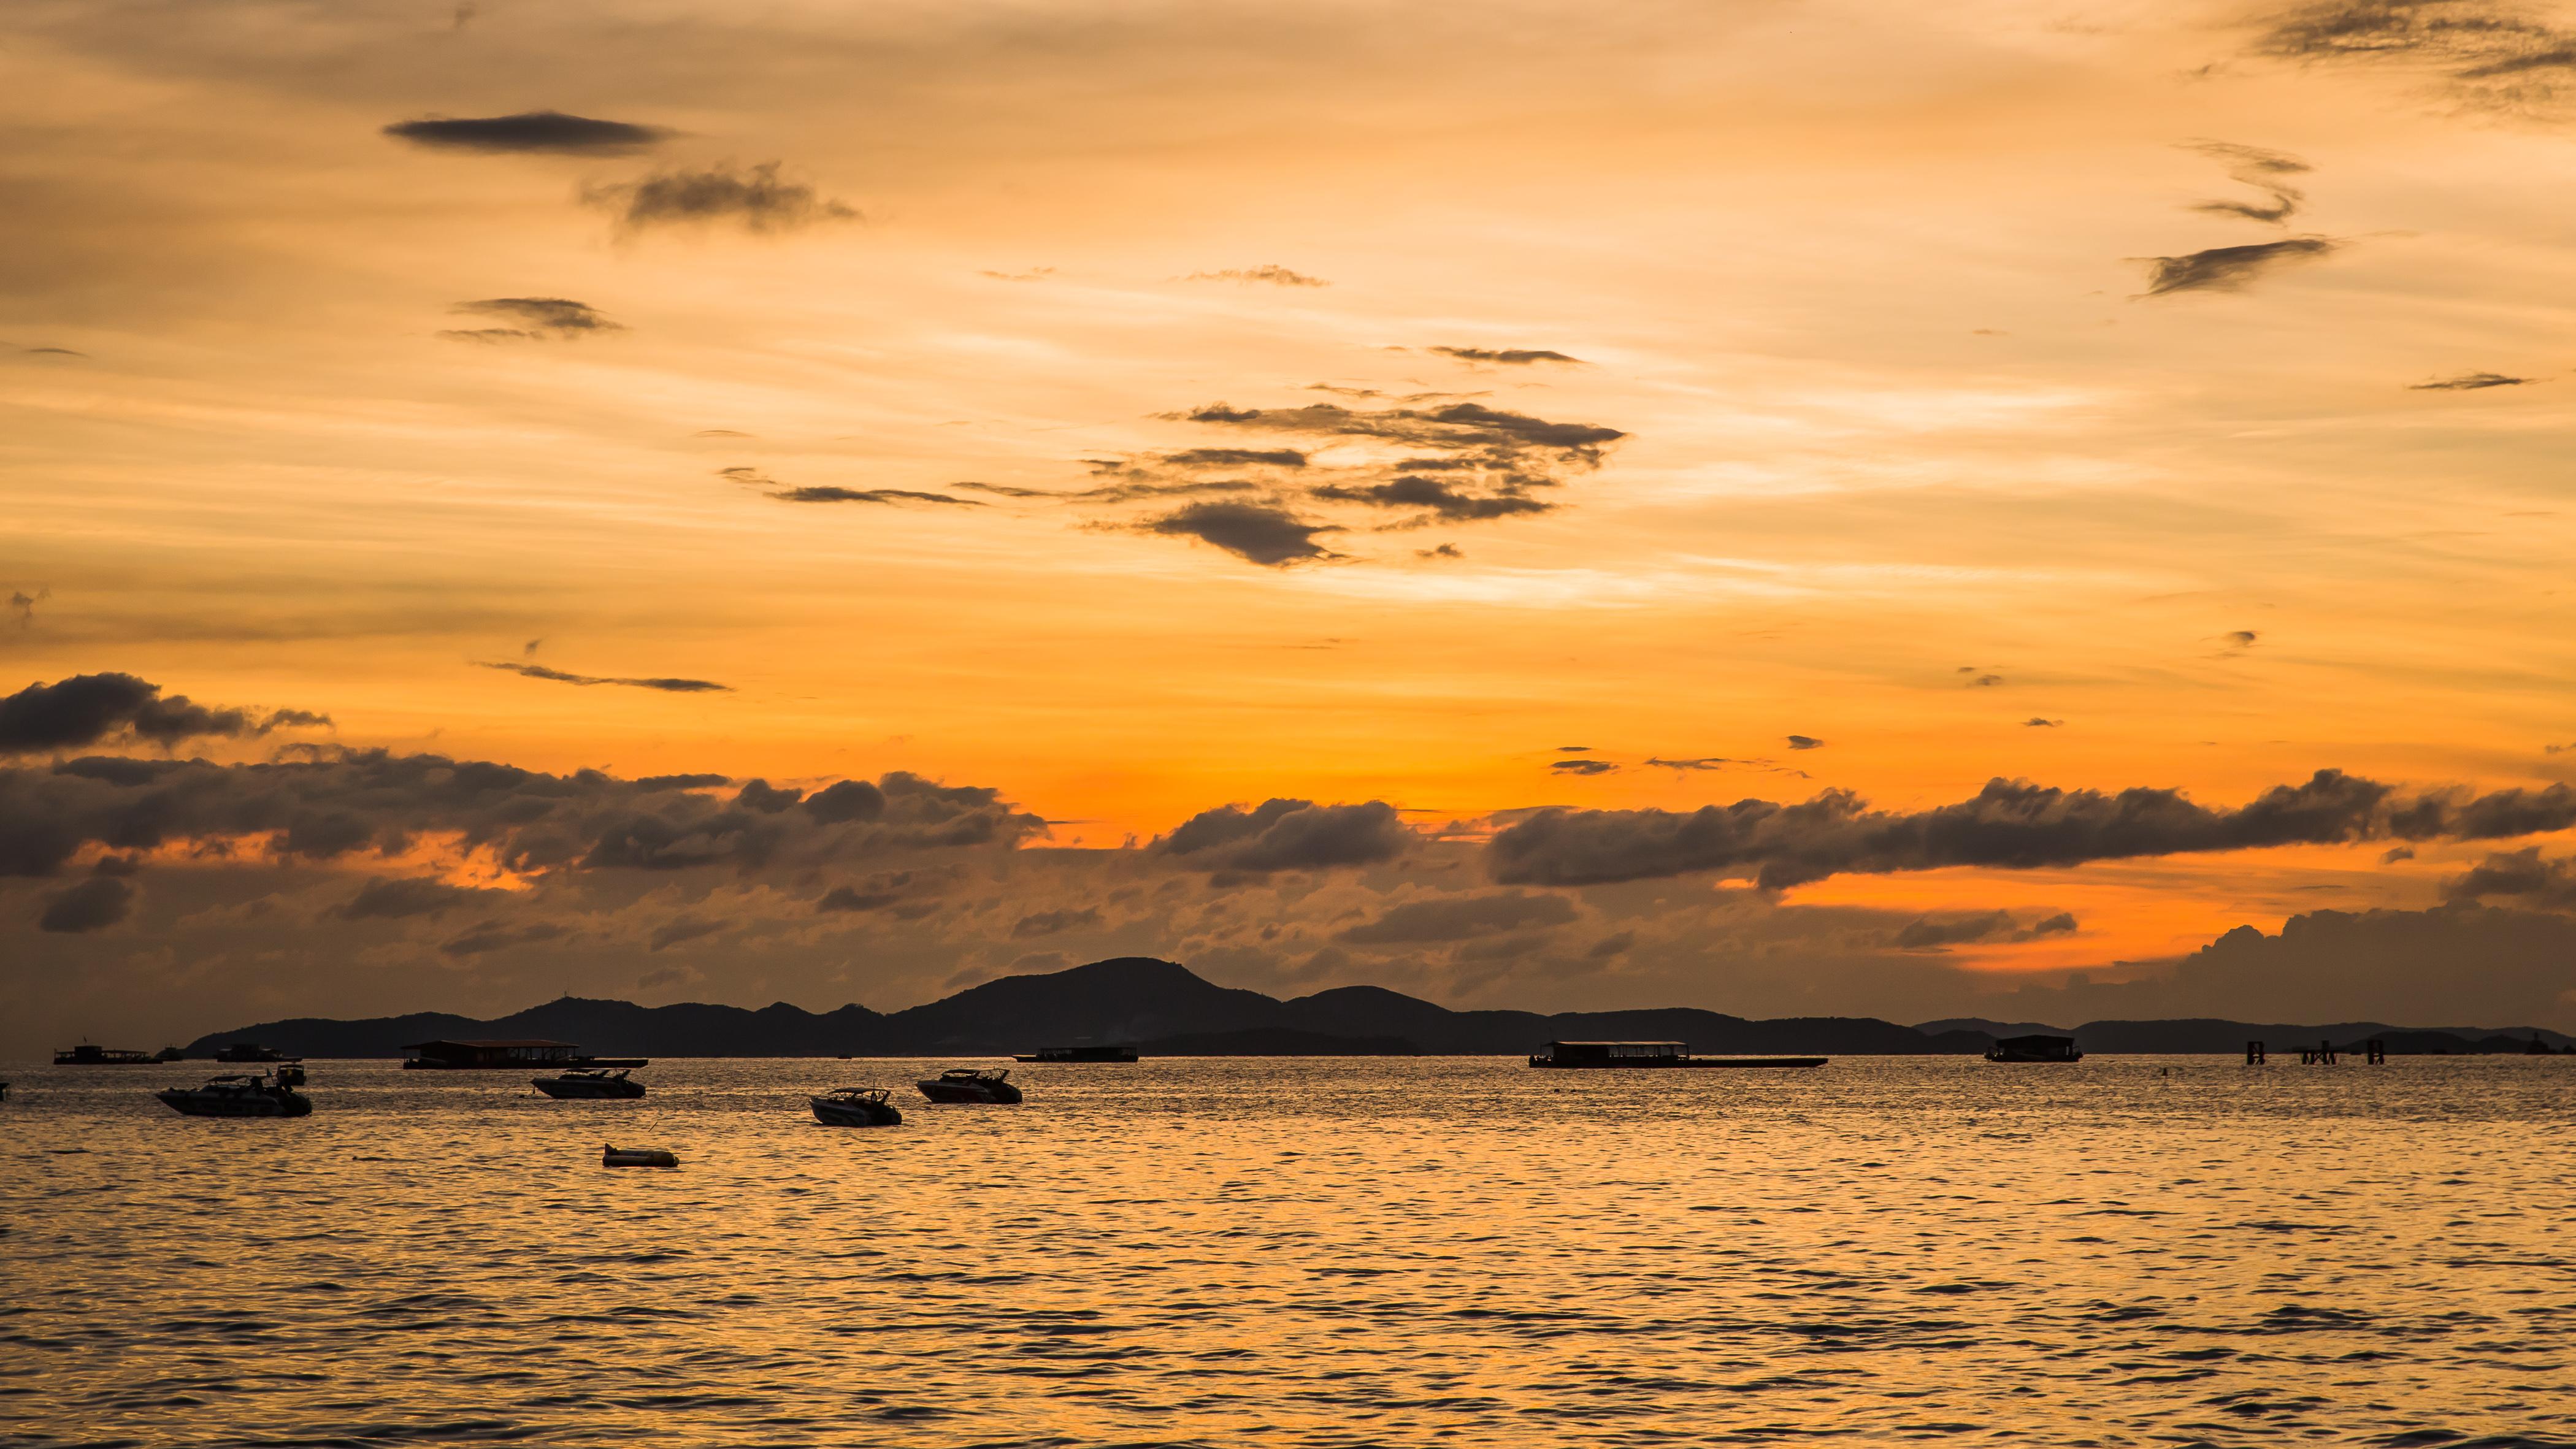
[
  {"x1": 212, "y1": 1042, "x2": 295, "y2": 1064},
  {"x1": 602, "y1": 1144, "x2": 678, "y2": 1168},
  {"x1": 404, "y1": 1039, "x2": 648, "y2": 1070},
  {"x1": 810, "y1": 1086, "x2": 903, "y2": 1126},
  {"x1": 1527, "y1": 1041, "x2": 1827, "y2": 1069},
  {"x1": 156, "y1": 1065, "x2": 312, "y2": 1118},
  {"x1": 1984, "y1": 1034, "x2": 2083, "y2": 1063},
  {"x1": 534, "y1": 1068, "x2": 646, "y2": 1099},
  {"x1": 1013, "y1": 1044, "x2": 1139, "y2": 1063},
  {"x1": 916, "y1": 1068, "x2": 1023, "y2": 1104},
  {"x1": 55, "y1": 1044, "x2": 154, "y2": 1066}
]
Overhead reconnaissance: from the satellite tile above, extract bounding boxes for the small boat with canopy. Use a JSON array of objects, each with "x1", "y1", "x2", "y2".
[
  {"x1": 915, "y1": 1068, "x2": 1023, "y2": 1104},
  {"x1": 810, "y1": 1087, "x2": 903, "y2": 1126}
]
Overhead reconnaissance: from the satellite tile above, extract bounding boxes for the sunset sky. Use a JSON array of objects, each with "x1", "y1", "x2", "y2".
[{"x1": 7, "y1": 0, "x2": 2576, "y2": 1053}]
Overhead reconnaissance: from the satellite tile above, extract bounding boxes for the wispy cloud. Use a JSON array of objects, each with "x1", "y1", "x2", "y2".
[
  {"x1": 2183, "y1": 140, "x2": 2310, "y2": 224},
  {"x1": 478, "y1": 661, "x2": 732, "y2": 694},
  {"x1": 1179, "y1": 265, "x2": 1329, "y2": 286},
  {"x1": 1143, "y1": 501, "x2": 1340, "y2": 567},
  {"x1": 438, "y1": 297, "x2": 623, "y2": 342},
  {"x1": 1431, "y1": 346, "x2": 1585, "y2": 365},
  {"x1": 2139, "y1": 237, "x2": 2340, "y2": 296},
  {"x1": 585, "y1": 162, "x2": 857, "y2": 234},
  {"x1": 2411, "y1": 371, "x2": 2537, "y2": 389}
]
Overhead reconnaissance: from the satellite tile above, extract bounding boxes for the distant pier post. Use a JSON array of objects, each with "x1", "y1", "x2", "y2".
[
  {"x1": 2298, "y1": 1039, "x2": 2339, "y2": 1065},
  {"x1": 2366, "y1": 1039, "x2": 2386, "y2": 1065},
  {"x1": 2246, "y1": 1040, "x2": 2265, "y2": 1065}
]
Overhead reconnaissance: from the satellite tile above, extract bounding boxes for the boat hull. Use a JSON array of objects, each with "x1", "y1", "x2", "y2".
[
  {"x1": 1528, "y1": 1057, "x2": 1827, "y2": 1069},
  {"x1": 602, "y1": 1147, "x2": 678, "y2": 1168},
  {"x1": 156, "y1": 1090, "x2": 312, "y2": 1117},
  {"x1": 534, "y1": 1076, "x2": 646, "y2": 1099},
  {"x1": 1982, "y1": 1052, "x2": 2085, "y2": 1063},
  {"x1": 810, "y1": 1096, "x2": 903, "y2": 1126},
  {"x1": 916, "y1": 1080, "x2": 1024, "y2": 1104}
]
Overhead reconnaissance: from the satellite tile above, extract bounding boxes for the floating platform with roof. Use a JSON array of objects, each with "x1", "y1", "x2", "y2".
[{"x1": 1528, "y1": 1041, "x2": 1826, "y2": 1069}]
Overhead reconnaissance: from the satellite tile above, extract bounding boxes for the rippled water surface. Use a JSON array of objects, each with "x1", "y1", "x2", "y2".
[{"x1": 6, "y1": 1056, "x2": 2574, "y2": 1447}]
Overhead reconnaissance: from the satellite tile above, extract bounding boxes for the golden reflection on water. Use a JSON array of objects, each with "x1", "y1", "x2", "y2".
[{"x1": 6, "y1": 1057, "x2": 2573, "y2": 1447}]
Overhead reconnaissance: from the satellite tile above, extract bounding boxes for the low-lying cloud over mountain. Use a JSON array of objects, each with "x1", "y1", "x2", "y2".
[{"x1": 11, "y1": 674, "x2": 2576, "y2": 1053}]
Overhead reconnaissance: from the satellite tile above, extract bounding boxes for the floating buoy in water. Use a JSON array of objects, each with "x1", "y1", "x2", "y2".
[{"x1": 602, "y1": 1144, "x2": 678, "y2": 1168}]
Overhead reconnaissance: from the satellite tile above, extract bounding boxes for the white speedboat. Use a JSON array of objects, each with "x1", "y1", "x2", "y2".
[
  {"x1": 602, "y1": 1144, "x2": 678, "y2": 1168},
  {"x1": 157, "y1": 1066, "x2": 312, "y2": 1118},
  {"x1": 915, "y1": 1068, "x2": 1022, "y2": 1104},
  {"x1": 534, "y1": 1068, "x2": 646, "y2": 1099},
  {"x1": 810, "y1": 1086, "x2": 902, "y2": 1126}
]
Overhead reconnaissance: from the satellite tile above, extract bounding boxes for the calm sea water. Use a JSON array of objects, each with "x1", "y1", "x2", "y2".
[{"x1": 4, "y1": 1056, "x2": 2572, "y2": 1448}]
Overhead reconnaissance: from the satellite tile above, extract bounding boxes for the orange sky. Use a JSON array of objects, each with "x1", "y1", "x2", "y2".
[{"x1": 4, "y1": 0, "x2": 2575, "y2": 1048}]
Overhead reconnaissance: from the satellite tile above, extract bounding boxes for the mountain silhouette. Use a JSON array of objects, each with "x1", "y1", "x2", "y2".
[{"x1": 185, "y1": 957, "x2": 2574, "y2": 1058}]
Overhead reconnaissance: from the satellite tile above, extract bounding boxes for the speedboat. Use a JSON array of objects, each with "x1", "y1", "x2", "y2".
[
  {"x1": 916, "y1": 1068, "x2": 1022, "y2": 1104},
  {"x1": 534, "y1": 1068, "x2": 646, "y2": 1099},
  {"x1": 810, "y1": 1086, "x2": 903, "y2": 1126},
  {"x1": 157, "y1": 1066, "x2": 312, "y2": 1118},
  {"x1": 602, "y1": 1144, "x2": 678, "y2": 1168}
]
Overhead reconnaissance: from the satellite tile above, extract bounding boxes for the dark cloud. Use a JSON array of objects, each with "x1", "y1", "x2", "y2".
[
  {"x1": 1483, "y1": 768, "x2": 2559, "y2": 890},
  {"x1": 2382, "y1": 846, "x2": 2417, "y2": 863},
  {"x1": 0, "y1": 750, "x2": 1043, "y2": 897},
  {"x1": 1313, "y1": 476, "x2": 1552, "y2": 520},
  {"x1": 39, "y1": 876, "x2": 131, "y2": 933},
  {"x1": 1184, "y1": 401, "x2": 1624, "y2": 459},
  {"x1": 2139, "y1": 237, "x2": 2339, "y2": 297},
  {"x1": 383, "y1": 110, "x2": 667, "y2": 155},
  {"x1": 585, "y1": 162, "x2": 858, "y2": 234},
  {"x1": 772, "y1": 486, "x2": 985, "y2": 507},
  {"x1": 2252, "y1": 1, "x2": 2576, "y2": 109},
  {"x1": 20, "y1": 347, "x2": 86, "y2": 357},
  {"x1": 1012, "y1": 906, "x2": 1102, "y2": 938},
  {"x1": 1144, "y1": 502, "x2": 1339, "y2": 567},
  {"x1": 1551, "y1": 759, "x2": 1619, "y2": 776},
  {"x1": 439, "y1": 297, "x2": 621, "y2": 343},
  {"x1": 478, "y1": 661, "x2": 730, "y2": 694},
  {"x1": 440, "y1": 920, "x2": 569, "y2": 958},
  {"x1": 2030, "y1": 911, "x2": 2078, "y2": 935},
  {"x1": 1646, "y1": 757, "x2": 1732, "y2": 770},
  {"x1": 1339, "y1": 890, "x2": 1577, "y2": 944},
  {"x1": 9, "y1": 588, "x2": 45, "y2": 629},
  {"x1": 0, "y1": 673, "x2": 322, "y2": 755},
  {"x1": 1557, "y1": 746, "x2": 1591, "y2": 752},
  {"x1": 1430, "y1": 347, "x2": 1584, "y2": 365},
  {"x1": 335, "y1": 876, "x2": 499, "y2": 921},
  {"x1": 817, "y1": 885, "x2": 903, "y2": 913},
  {"x1": 2025, "y1": 718, "x2": 2064, "y2": 728},
  {"x1": 734, "y1": 779, "x2": 803, "y2": 814},
  {"x1": 2225, "y1": 630, "x2": 2260, "y2": 646},
  {"x1": 650, "y1": 917, "x2": 725, "y2": 952},
  {"x1": 1417, "y1": 543, "x2": 1463, "y2": 560},
  {"x1": 805, "y1": 779, "x2": 887, "y2": 825},
  {"x1": 636, "y1": 773, "x2": 730, "y2": 791},
  {"x1": 2183, "y1": 140, "x2": 2310, "y2": 224},
  {"x1": 1785, "y1": 735, "x2": 1824, "y2": 750},
  {"x1": 2411, "y1": 372, "x2": 2537, "y2": 389},
  {"x1": 2444, "y1": 847, "x2": 2576, "y2": 909},
  {"x1": 981, "y1": 267, "x2": 1057, "y2": 282},
  {"x1": 1162, "y1": 448, "x2": 1308, "y2": 468},
  {"x1": 1179, "y1": 266, "x2": 1328, "y2": 286},
  {"x1": 1894, "y1": 910, "x2": 2015, "y2": 949},
  {"x1": 1969, "y1": 674, "x2": 2004, "y2": 687},
  {"x1": 1159, "y1": 798, "x2": 1413, "y2": 871}
]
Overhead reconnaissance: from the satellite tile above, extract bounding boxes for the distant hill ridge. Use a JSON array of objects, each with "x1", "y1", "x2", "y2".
[{"x1": 188, "y1": 957, "x2": 2576, "y2": 1058}]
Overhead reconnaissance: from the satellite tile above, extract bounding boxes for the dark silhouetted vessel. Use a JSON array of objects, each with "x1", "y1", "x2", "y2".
[
  {"x1": 602, "y1": 1144, "x2": 678, "y2": 1168},
  {"x1": 1984, "y1": 1034, "x2": 2083, "y2": 1063},
  {"x1": 1014, "y1": 1045, "x2": 1139, "y2": 1063},
  {"x1": 810, "y1": 1087, "x2": 903, "y2": 1126},
  {"x1": 55, "y1": 1044, "x2": 154, "y2": 1065},
  {"x1": 916, "y1": 1068, "x2": 1024, "y2": 1103},
  {"x1": 534, "y1": 1068, "x2": 645, "y2": 1099},
  {"x1": 157, "y1": 1065, "x2": 311, "y2": 1117},
  {"x1": 213, "y1": 1043, "x2": 294, "y2": 1064},
  {"x1": 404, "y1": 1039, "x2": 648, "y2": 1070},
  {"x1": 1527, "y1": 1041, "x2": 1827, "y2": 1069}
]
